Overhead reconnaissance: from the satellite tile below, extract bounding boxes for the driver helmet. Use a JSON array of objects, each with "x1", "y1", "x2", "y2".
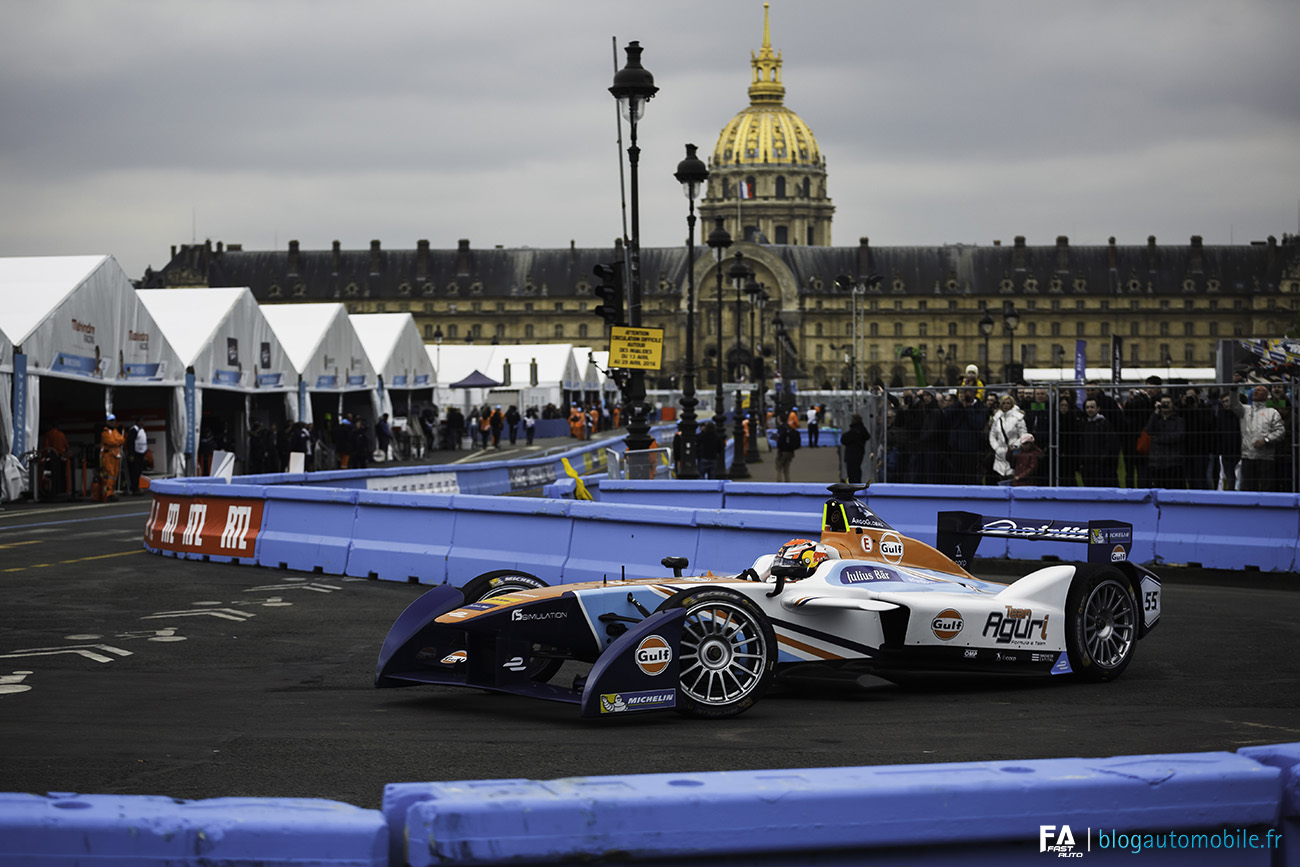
[{"x1": 774, "y1": 538, "x2": 838, "y2": 578}]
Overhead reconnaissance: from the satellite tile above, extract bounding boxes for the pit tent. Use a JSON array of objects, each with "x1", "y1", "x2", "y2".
[
  {"x1": 1, "y1": 256, "x2": 185, "y2": 474},
  {"x1": 427, "y1": 343, "x2": 587, "y2": 413},
  {"x1": 348, "y1": 312, "x2": 436, "y2": 420},
  {"x1": 137, "y1": 287, "x2": 297, "y2": 475},
  {"x1": 261, "y1": 303, "x2": 380, "y2": 427}
]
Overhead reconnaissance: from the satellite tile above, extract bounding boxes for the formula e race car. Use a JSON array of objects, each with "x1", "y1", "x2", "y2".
[{"x1": 375, "y1": 485, "x2": 1162, "y2": 719}]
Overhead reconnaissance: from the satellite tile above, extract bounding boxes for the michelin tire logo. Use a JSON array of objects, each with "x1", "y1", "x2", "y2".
[{"x1": 599, "y1": 690, "x2": 676, "y2": 714}]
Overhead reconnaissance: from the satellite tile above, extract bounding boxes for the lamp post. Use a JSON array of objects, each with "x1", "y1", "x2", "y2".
[
  {"x1": 609, "y1": 40, "x2": 658, "y2": 455},
  {"x1": 978, "y1": 311, "x2": 993, "y2": 376},
  {"x1": 707, "y1": 219, "x2": 732, "y2": 431},
  {"x1": 745, "y1": 279, "x2": 768, "y2": 462},
  {"x1": 727, "y1": 252, "x2": 752, "y2": 478},
  {"x1": 1002, "y1": 300, "x2": 1020, "y2": 383},
  {"x1": 673, "y1": 143, "x2": 708, "y2": 479},
  {"x1": 772, "y1": 313, "x2": 788, "y2": 421}
]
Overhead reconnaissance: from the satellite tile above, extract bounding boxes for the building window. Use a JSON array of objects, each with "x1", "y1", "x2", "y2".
[
  {"x1": 815, "y1": 322, "x2": 824, "y2": 337},
  {"x1": 1208, "y1": 321, "x2": 1218, "y2": 337},
  {"x1": 495, "y1": 324, "x2": 506, "y2": 339},
  {"x1": 1051, "y1": 322, "x2": 1061, "y2": 337},
  {"x1": 918, "y1": 323, "x2": 928, "y2": 337},
  {"x1": 471, "y1": 324, "x2": 482, "y2": 339},
  {"x1": 893, "y1": 322, "x2": 903, "y2": 337},
  {"x1": 775, "y1": 225, "x2": 788, "y2": 244},
  {"x1": 806, "y1": 226, "x2": 814, "y2": 245},
  {"x1": 579, "y1": 323, "x2": 588, "y2": 338},
  {"x1": 525, "y1": 324, "x2": 535, "y2": 339},
  {"x1": 1130, "y1": 322, "x2": 1140, "y2": 336},
  {"x1": 1159, "y1": 321, "x2": 1170, "y2": 336},
  {"x1": 948, "y1": 322, "x2": 958, "y2": 337},
  {"x1": 1101, "y1": 322, "x2": 1110, "y2": 336},
  {"x1": 447, "y1": 324, "x2": 458, "y2": 339},
  {"x1": 1184, "y1": 343, "x2": 1195, "y2": 363},
  {"x1": 775, "y1": 176, "x2": 786, "y2": 199},
  {"x1": 423, "y1": 324, "x2": 433, "y2": 339},
  {"x1": 555, "y1": 324, "x2": 564, "y2": 338},
  {"x1": 1183, "y1": 322, "x2": 1194, "y2": 336},
  {"x1": 870, "y1": 322, "x2": 879, "y2": 337},
  {"x1": 1076, "y1": 322, "x2": 1086, "y2": 337}
]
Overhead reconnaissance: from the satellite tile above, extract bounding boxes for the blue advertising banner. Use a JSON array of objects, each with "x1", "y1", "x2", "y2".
[
  {"x1": 346, "y1": 374, "x2": 366, "y2": 387},
  {"x1": 123, "y1": 362, "x2": 164, "y2": 381},
  {"x1": 1074, "y1": 339, "x2": 1087, "y2": 408},
  {"x1": 256, "y1": 373, "x2": 283, "y2": 388},
  {"x1": 184, "y1": 371, "x2": 196, "y2": 459},
  {"x1": 391, "y1": 375, "x2": 407, "y2": 387},
  {"x1": 213, "y1": 370, "x2": 242, "y2": 386},
  {"x1": 50, "y1": 352, "x2": 100, "y2": 377},
  {"x1": 315, "y1": 375, "x2": 337, "y2": 389},
  {"x1": 12, "y1": 353, "x2": 27, "y2": 457}
]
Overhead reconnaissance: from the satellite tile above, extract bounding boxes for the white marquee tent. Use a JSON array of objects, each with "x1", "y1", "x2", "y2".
[
  {"x1": 1, "y1": 256, "x2": 185, "y2": 472},
  {"x1": 348, "y1": 313, "x2": 435, "y2": 421},
  {"x1": 261, "y1": 303, "x2": 379, "y2": 426},
  {"x1": 137, "y1": 287, "x2": 297, "y2": 473}
]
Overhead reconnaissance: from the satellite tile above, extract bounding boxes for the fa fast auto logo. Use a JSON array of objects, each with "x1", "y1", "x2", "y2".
[
  {"x1": 879, "y1": 532, "x2": 905, "y2": 564},
  {"x1": 931, "y1": 609, "x2": 964, "y2": 641},
  {"x1": 1040, "y1": 824, "x2": 1082, "y2": 857},
  {"x1": 635, "y1": 635, "x2": 672, "y2": 676}
]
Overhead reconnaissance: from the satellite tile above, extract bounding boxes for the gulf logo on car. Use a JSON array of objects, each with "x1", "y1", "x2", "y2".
[
  {"x1": 1111, "y1": 545, "x2": 1127, "y2": 562},
  {"x1": 440, "y1": 650, "x2": 468, "y2": 665},
  {"x1": 879, "y1": 532, "x2": 905, "y2": 564},
  {"x1": 931, "y1": 609, "x2": 964, "y2": 641},
  {"x1": 635, "y1": 635, "x2": 672, "y2": 676}
]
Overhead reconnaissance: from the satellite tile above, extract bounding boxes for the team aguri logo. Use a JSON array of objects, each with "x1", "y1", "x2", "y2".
[
  {"x1": 634, "y1": 635, "x2": 672, "y2": 675},
  {"x1": 879, "y1": 532, "x2": 905, "y2": 564},
  {"x1": 931, "y1": 608, "x2": 964, "y2": 641}
]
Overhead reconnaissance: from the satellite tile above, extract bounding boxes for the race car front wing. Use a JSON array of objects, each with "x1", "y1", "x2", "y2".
[{"x1": 375, "y1": 585, "x2": 689, "y2": 717}]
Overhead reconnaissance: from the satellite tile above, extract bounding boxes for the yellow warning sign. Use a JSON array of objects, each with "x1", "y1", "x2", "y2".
[{"x1": 609, "y1": 326, "x2": 664, "y2": 371}]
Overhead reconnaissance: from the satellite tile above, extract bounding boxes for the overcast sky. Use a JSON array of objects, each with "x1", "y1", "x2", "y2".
[{"x1": 2, "y1": 0, "x2": 1297, "y2": 280}]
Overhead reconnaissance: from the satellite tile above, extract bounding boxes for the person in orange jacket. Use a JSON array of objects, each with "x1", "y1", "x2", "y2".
[
  {"x1": 568, "y1": 404, "x2": 586, "y2": 439},
  {"x1": 99, "y1": 415, "x2": 125, "y2": 501}
]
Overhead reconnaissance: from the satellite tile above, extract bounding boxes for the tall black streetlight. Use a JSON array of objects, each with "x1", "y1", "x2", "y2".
[
  {"x1": 772, "y1": 313, "x2": 789, "y2": 421},
  {"x1": 1002, "y1": 300, "x2": 1021, "y2": 382},
  {"x1": 978, "y1": 310, "x2": 994, "y2": 376},
  {"x1": 727, "y1": 252, "x2": 752, "y2": 479},
  {"x1": 745, "y1": 278, "x2": 769, "y2": 463},
  {"x1": 707, "y1": 218, "x2": 732, "y2": 431},
  {"x1": 673, "y1": 143, "x2": 708, "y2": 479},
  {"x1": 609, "y1": 41, "x2": 658, "y2": 454}
]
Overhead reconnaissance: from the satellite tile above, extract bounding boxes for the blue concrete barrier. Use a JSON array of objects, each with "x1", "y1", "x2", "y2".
[
  {"x1": 691, "y1": 506, "x2": 821, "y2": 575},
  {"x1": 597, "y1": 478, "x2": 726, "y2": 509},
  {"x1": 445, "y1": 495, "x2": 572, "y2": 585},
  {"x1": 256, "y1": 485, "x2": 360, "y2": 574},
  {"x1": 0, "y1": 793, "x2": 386, "y2": 866},
  {"x1": 722, "y1": 480, "x2": 830, "y2": 514},
  {"x1": 344, "y1": 491, "x2": 458, "y2": 583},
  {"x1": 562, "y1": 501, "x2": 699, "y2": 581},
  {"x1": 383, "y1": 747, "x2": 1291, "y2": 866},
  {"x1": 1153, "y1": 489, "x2": 1299, "y2": 571}
]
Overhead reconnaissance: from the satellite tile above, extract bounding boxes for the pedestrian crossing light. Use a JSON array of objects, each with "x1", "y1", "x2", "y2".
[{"x1": 592, "y1": 262, "x2": 625, "y2": 326}]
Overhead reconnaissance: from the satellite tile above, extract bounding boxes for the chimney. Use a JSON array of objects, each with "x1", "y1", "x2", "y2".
[
  {"x1": 369, "y1": 240, "x2": 382, "y2": 276},
  {"x1": 1107, "y1": 236, "x2": 1117, "y2": 270},
  {"x1": 331, "y1": 240, "x2": 341, "y2": 275},
  {"x1": 1012, "y1": 236, "x2": 1027, "y2": 272},
  {"x1": 457, "y1": 239, "x2": 471, "y2": 277},
  {"x1": 288, "y1": 239, "x2": 300, "y2": 276},
  {"x1": 1055, "y1": 235, "x2": 1069, "y2": 272},
  {"x1": 857, "y1": 237, "x2": 872, "y2": 278},
  {"x1": 417, "y1": 239, "x2": 430, "y2": 280},
  {"x1": 216, "y1": 241, "x2": 224, "y2": 254},
  {"x1": 1190, "y1": 235, "x2": 1203, "y2": 274},
  {"x1": 1147, "y1": 235, "x2": 1158, "y2": 273}
]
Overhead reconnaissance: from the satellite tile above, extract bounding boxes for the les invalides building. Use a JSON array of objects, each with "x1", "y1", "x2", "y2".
[{"x1": 147, "y1": 5, "x2": 1300, "y2": 390}]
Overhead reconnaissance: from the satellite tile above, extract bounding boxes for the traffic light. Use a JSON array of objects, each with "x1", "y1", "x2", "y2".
[{"x1": 592, "y1": 262, "x2": 625, "y2": 327}]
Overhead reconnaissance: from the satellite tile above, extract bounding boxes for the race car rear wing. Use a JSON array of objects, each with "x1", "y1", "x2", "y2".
[{"x1": 935, "y1": 511, "x2": 1133, "y2": 569}]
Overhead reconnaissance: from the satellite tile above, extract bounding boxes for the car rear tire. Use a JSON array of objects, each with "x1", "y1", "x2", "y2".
[
  {"x1": 459, "y1": 570, "x2": 564, "y2": 683},
  {"x1": 655, "y1": 588, "x2": 776, "y2": 719},
  {"x1": 1065, "y1": 566, "x2": 1137, "y2": 682}
]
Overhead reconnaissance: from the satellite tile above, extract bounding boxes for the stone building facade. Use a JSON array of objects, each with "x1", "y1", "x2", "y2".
[{"x1": 145, "y1": 8, "x2": 1300, "y2": 390}]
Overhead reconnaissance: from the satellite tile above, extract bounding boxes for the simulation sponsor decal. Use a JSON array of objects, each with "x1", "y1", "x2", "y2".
[
  {"x1": 599, "y1": 689, "x2": 676, "y2": 713},
  {"x1": 634, "y1": 635, "x2": 672, "y2": 676},
  {"x1": 144, "y1": 496, "x2": 264, "y2": 557},
  {"x1": 931, "y1": 609, "x2": 964, "y2": 641},
  {"x1": 878, "y1": 532, "x2": 905, "y2": 564},
  {"x1": 510, "y1": 609, "x2": 567, "y2": 622}
]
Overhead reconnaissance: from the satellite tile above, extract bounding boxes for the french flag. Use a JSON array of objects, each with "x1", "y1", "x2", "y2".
[{"x1": 738, "y1": 181, "x2": 754, "y2": 200}]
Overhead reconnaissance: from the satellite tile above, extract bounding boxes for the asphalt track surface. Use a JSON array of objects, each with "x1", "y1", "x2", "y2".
[{"x1": 2, "y1": 493, "x2": 1298, "y2": 811}]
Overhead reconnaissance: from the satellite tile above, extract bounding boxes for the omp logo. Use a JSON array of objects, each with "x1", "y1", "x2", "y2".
[
  {"x1": 440, "y1": 650, "x2": 467, "y2": 665},
  {"x1": 931, "y1": 609, "x2": 964, "y2": 641},
  {"x1": 879, "y1": 532, "x2": 904, "y2": 564},
  {"x1": 181, "y1": 504, "x2": 207, "y2": 547},
  {"x1": 220, "y1": 506, "x2": 253, "y2": 550},
  {"x1": 635, "y1": 635, "x2": 672, "y2": 676},
  {"x1": 160, "y1": 502, "x2": 181, "y2": 544},
  {"x1": 502, "y1": 656, "x2": 527, "y2": 672},
  {"x1": 1110, "y1": 545, "x2": 1127, "y2": 562}
]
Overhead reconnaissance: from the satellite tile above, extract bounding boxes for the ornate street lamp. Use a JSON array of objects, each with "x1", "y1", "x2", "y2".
[
  {"x1": 745, "y1": 278, "x2": 768, "y2": 462},
  {"x1": 707, "y1": 218, "x2": 732, "y2": 432},
  {"x1": 727, "y1": 252, "x2": 752, "y2": 478},
  {"x1": 978, "y1": 310, "x2": 994, "y2": 376},
  {"x1": 673, "y1": 143, "x2": 708, "y2": 479},
  {"x1": 1002, "y1": 300, "x2": 1021, "y2": 382},
  {"x1": 609, "y1": 40, "x2": 658, "y2": 455}
]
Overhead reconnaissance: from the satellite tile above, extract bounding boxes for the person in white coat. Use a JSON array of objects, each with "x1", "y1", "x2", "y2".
[{"x1": 988, "y1": 393, "x2": 1029, "y2": 482}]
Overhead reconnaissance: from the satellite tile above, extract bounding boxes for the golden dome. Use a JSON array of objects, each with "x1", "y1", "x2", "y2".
[{"x1": 712, "y1": 3, "x2": 823, "y2": 168}]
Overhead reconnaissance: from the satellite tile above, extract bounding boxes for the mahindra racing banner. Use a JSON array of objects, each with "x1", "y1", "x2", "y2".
[{"x1": 145, "y1": 494, "x2": 265, "y2": 559}]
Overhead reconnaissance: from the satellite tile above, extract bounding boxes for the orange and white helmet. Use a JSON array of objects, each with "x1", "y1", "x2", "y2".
[{"x1": 774, "y1": 538, "x2": 837, "y2": 578}]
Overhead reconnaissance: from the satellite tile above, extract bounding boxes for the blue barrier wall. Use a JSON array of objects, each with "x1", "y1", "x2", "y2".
[{"x1": 6, "y1": 744, "x2": 1295, "y2": 865}]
